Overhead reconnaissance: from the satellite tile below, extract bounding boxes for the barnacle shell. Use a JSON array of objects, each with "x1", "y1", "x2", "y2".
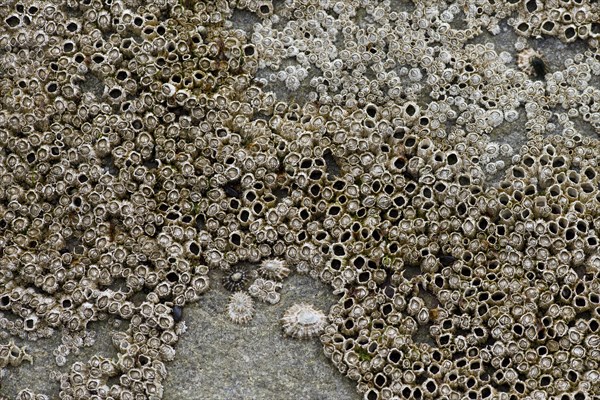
[
  {"x1": 227, "y1": 292, "x2": 255, "y2": 324},
  {"x1": 517, "y1": 48, "x2": 544, "y2": 76},
  {"x1": 159, "y1": 344, "x2": 176, "y2": 362},
  {"x1": 281, "y1": 303, "x2": 327, "y2": 339},
  {"x1": 257, "y1": 258, "x2": 290, "y2": 281}
]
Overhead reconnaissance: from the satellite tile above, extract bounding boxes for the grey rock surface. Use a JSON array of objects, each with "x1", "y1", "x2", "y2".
[
  {"x1": 163, "y1": 274, "x2": 359, "y2": 400},
  {"x1": 1, "y1": 320, "x2": 118, "y2": 397}
]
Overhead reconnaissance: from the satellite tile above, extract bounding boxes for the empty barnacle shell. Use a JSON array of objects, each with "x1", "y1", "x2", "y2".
[
  {"x1": 23, "y1": 315, "x2": 38, "y2": 331},
  {"x1": 257, "y1": 258, "x2": 290, "y2": 281},
  {"x1": 517, "y1": 48, "x2": 547, "y2": 79},
  {"x1": 281, "y1": 303, "x2": 327, "y2": 339}
]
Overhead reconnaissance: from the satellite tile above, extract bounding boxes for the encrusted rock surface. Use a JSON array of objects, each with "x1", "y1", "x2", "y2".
[{"x1": 1, "y1": 0, "x2": 600, "y2": 399}]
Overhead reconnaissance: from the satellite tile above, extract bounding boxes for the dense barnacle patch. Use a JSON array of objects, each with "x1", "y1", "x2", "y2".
[
  {"x1": 248, "y1": 278, "x2": 282, "y2": 305},
  {"x1": 1, "y1": 0, "x2": 600, "y2": 398},
  {"x1": 281, "y1": 303, "x2": 327, "y2": 340}
]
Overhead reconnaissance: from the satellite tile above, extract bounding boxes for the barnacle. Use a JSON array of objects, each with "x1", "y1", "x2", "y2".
[
  {"x1": 227, "y1": 292, "x2": 255, "y2": 325},
  {"x1": 281, "y1": 303, "x2": 327, "y2": 339}
]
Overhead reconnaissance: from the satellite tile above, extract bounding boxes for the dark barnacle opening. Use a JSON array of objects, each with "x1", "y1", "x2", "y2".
[
  {"x1": 172, "y1": 305, "x2": 183, "y2": 322},
  {"x1": 530, "y1": 56, "x2": 547, "y2": 80}
]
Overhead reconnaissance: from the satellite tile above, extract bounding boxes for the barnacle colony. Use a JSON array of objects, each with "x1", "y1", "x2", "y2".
[
  {"x1": 248, "y1": 278, "x2": 282, "y2": 305},
  {"x1": 1, "y1": 0, "x2": 600, "y2": 398}
]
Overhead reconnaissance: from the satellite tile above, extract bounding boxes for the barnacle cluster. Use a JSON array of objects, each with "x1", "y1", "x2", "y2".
[
  {"x1": 0, "y1": 341, "x2": 32, "y2": 369},
  {"x1": 1, "y1": 0, "x2": 600, "y2": 399}
]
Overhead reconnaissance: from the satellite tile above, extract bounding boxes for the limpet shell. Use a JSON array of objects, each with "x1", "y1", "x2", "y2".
[
  {"x1": 258, "y1": 258, "x2": 290, "y2": 281},
  {"x1": 281, "y1": 303, "x2": 327, "y2": 339},
  {"x1": 227, "y1": 292, "x2": 255, "y2": 324}
]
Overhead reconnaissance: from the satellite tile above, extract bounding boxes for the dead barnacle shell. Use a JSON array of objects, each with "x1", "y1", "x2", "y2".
[
  {"x1": 23, "y1": 315, "x2": 38, "y2": 331},
  {"x1": 257, "y1": 258, "x2": 290, "y2": 281},
  {"x1": 281, "y1": 303, "x2": 327, "y2": 339},
  {"x1": 222, "y1": 266, "x2": 252, "y2": 292},
  {"x1": 227, "y1": 292, "x2": 255, "y2": 324},
  {"x1": 517, "y1": 48, "x2": 547, "y2": 79},
  {"x1": 1, "y1": 341, "x2": 33, "y2": 368}
]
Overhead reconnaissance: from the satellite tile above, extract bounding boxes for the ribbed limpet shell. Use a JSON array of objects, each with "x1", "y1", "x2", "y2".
[
  {"x1": 227, "y1": 292, "x2": 255, "y2": 324},
  {"x1": 257, "y1": 258, "x2": 290, "y2": 281},
  {"x1": 281, "y1": 303, "x2": 327, "y2": 339}
]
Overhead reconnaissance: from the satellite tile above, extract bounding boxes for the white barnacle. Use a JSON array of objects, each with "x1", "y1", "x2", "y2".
[
  {"x1": 408, "y1": 68, "x2": 423, "y2": 82},
  {"x1": 486, "y1": 109, "x2": 504, "y2": 128},
  {"x1": 285, "y1": 76, "x2": 301, "y2": 91},
  {"x1": 55, "y1": 354, "x2": 67, "y2": 367},
  {"x1": 281, "y1": 303, "x2": 327, "y2": 339},
  {"x1": 499, "y1": 144, "x2": 514, "y2": 157},
  {"x1": 161, "y1": 83, "x2": 176, "y2": 97},
  {"x1": 227, "y1": 292, "x2": 255, "y2": 324}
]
